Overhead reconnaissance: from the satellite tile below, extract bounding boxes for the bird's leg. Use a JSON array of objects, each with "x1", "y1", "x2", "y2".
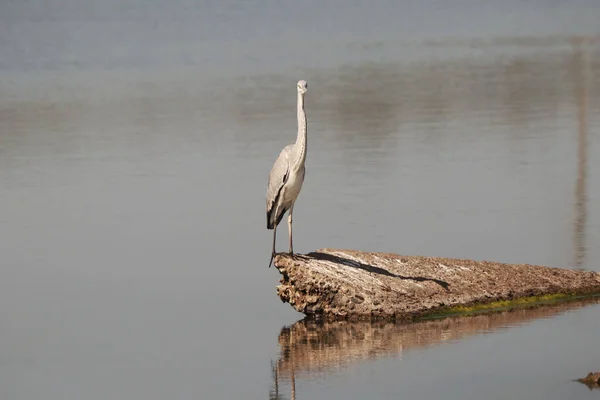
[
  {"x1": 268, "y1": 226, "x2": 277, "y2": 268},
  {"x1": 288, "y1": 205, "x2": 294, "y2": 255}
]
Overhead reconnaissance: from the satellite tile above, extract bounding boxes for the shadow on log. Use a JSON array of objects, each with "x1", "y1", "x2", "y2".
[{"x1": 274, "y1": 249, "x2": 600, "y2": 321}]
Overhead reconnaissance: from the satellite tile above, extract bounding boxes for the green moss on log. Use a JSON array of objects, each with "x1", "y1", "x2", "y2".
[{"x1": 421, "y1": 292, "x2": 600, "y2": 320}]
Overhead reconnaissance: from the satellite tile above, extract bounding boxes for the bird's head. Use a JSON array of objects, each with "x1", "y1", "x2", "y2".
[{"x1": 297, "y1": 80, "x2": 308, "y2": 95}]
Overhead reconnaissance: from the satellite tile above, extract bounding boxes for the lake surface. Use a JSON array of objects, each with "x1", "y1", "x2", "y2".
[{"x1": 1, "y1": 1, "x2": 599, "y2": 399}]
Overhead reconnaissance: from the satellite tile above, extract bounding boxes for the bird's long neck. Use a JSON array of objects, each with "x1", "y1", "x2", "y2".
[{"x1": 293, "y1": 92, "x2": 307, "y2": 168}]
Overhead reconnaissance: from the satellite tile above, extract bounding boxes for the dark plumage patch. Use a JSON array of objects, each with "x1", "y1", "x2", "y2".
[
  {"x1": 267, "y1": 191, "x2": 288, "y2": 229},
  {"x1": 266, "y1": 169, "x2": 289, "y2": 229},
  {"x1": 266, "y1": 207, "x2": 276, "y2": 229},
  {"x1": 267, "y1": 186, "x2": 284, "y2": 229},
  {"x1": 274, "y1": 206, "x2": 288, "y2": 227}
]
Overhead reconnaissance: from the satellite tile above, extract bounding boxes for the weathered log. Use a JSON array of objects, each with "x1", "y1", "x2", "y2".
[{"x1": 274, "y1": 249, "x2": 600, "y2": 321}]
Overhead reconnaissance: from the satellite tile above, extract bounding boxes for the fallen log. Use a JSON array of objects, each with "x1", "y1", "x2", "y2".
[{"x1": 274, "y1": 249, "x2": 600, "y2": 321}]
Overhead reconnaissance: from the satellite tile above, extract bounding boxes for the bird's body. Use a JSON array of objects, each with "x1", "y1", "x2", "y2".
[
  {"x1": 266, "y1": 144, "x2": 306, "y2": 228},
  {"x1": 266, "y1": 80, "x2": 308, "y2": 267}
]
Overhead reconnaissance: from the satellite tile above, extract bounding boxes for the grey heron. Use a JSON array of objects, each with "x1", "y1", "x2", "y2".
[{"x1": 266, "y1": 80, "x2": 308, "y2": 268}]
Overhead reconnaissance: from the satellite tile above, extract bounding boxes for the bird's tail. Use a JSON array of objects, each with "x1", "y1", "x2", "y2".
[
  {"x1": 267, "y1": 207, "x2": 286, "y2": 230},
  {"x1": 267, "y1": 212, "x2": 275, "y2": 229}
]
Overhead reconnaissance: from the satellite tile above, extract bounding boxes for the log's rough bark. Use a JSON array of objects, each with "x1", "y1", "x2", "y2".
[{"x1": 274, "y1": 249, "x2": 600, "y2": 321}]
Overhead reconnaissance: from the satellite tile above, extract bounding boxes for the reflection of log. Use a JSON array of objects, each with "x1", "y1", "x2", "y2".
[
  {"x1": 275, "y1": 297, "x2": 600, "y2": 379},
  {"x1": 274, "y1": 249, "x2": 600, "y2": 321},
  {"x1": 577, "y1": 372, "x2": 600, "y2": 390}
]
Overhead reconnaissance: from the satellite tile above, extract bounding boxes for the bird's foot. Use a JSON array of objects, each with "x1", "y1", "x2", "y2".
[{"x1": 268, "y1": 252, "x2": 276, "y2": 268}]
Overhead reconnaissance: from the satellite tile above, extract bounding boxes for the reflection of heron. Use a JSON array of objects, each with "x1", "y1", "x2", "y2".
[
  {"x1": 266, "y1": 80, "x2": 308, "y2": 268},
  {"x1": 271, "y1": 297, "x2": 600, "y2": 396},
  {"x1": 570, "y1": 36, "x2": 594, "y2": 269}
]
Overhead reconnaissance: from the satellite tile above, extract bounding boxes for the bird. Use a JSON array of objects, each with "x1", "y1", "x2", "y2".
[{"x1": 266, "y1": 80, "x2": 308, "y2": 268}]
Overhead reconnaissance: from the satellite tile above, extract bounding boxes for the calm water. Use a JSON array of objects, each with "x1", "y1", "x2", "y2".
[{"x1": 1, "y1": 1, "x2": 600, "y2": 399}]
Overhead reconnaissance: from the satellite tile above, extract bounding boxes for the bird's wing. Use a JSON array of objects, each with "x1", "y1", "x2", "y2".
[{"x1": 266, "y1": 144, "x2": 294, "y2": 215}]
